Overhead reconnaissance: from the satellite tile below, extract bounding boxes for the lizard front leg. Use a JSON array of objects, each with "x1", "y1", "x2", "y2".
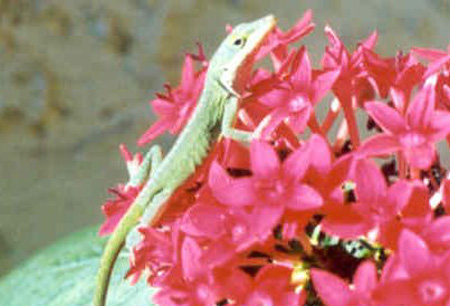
[{"x1": 221, "y1": 96, "x2": 270, "y2": 142}]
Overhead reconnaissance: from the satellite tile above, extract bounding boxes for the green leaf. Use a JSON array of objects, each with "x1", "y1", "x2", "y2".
[{"x1": 0, "y1": 226, "x2": 155, "y2": 306}]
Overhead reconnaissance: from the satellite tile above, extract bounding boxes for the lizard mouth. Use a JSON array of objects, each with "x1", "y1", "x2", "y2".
[
  {"x1": 230, "y1": 15, "x2": 277, "y2": 94},
  {"x1": 246, "y1": 14, "x2": 277, "y2": 52}
]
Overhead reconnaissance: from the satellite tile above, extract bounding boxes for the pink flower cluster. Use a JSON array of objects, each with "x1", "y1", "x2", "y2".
[{"x1": 100, "y1": 10, "x2": 450, "y2": 306}]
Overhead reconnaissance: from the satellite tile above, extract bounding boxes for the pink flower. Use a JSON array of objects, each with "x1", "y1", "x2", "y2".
[
  {"x1": 374, "y1": 230, "x2": 450, "y2": 305},
  {"x1": 137, "y1": 47, "x2": 207, "y2": 146},
  {"x1": 360, "y1": 75, "x2": 450, "y2": 169},
  {"x1": 99, "y1": 144, "x2": 145, "y2": 236},
  {"x1": 322, "y1": 158, "x2": 432, "y2": 246},
  {"x1": 256, "y1": 9, "x2": 315, "y2": 67},
  {"x1": 256, "y1": 47, "x2": 339, "y2": 135},
  {"x1": 125, "y1": 224, "x2": 179, "y2": 285},
  {"x1": 210, "y1": 139, "x2": 323, "y2": 216},
  {"x1": 180, "y1": 202, "x2": 278, "y2": 268},
  {"x1": 98, "y1": 184, "x2": 140, "y2": 236},
  {"x1": 363, "y1": 50, "x2": 425, "y2": 111}
]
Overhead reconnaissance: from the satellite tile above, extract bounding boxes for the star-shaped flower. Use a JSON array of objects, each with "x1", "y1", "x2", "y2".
[
  {"x1": 138, "y1": 47, "x2": 207, "y2": 146},
  {"x1": 360, "y1": 75, "x2": 450, "y2": 169},
  {"x1": 256, "y1": 47, "x2": 339, "y2": 136}
]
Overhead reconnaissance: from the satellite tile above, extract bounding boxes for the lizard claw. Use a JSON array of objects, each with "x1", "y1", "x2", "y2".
[{"x1": 252, "y1": 114, "x2": 272, "y2": 140}]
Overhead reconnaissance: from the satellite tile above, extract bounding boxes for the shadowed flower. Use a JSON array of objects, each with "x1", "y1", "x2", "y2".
[
  {"x1": 374, "y1": 230, "x2": 450, "y2": 305},
  {"x1": 322, "y1": 158, "x2": 432, "y2": 247},
  {"x1": 98, "y1": 185, "x2": 140, "y2": 236},
  {"x1": 363, "y1": 50, "x2": 425, "y2": 112},
  {"x1": 99, "y1": 144, "x2": 147, "y2": 236},
  {"x1": 311, "y1": 260, "x2": 379, "y2": 306}
]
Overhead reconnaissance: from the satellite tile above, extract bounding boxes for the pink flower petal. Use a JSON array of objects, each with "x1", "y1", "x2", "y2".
[
  {"x1": 365, "y1": 101, "x2": 406, "y2": 134},
  {"x1": 255, "y1": 9, "x2": 315, "y2": 61},
  {"x1": 181, "y1": 237, "x2": 203, "y2": 280},
  {"x1": 398, "y1": 229, "x2": 432, "y2": 276},
  {"x1": 307, "y1": 134, "x2": 332, "y2": 174},
  {"x1": 423, "y1": 216, "x2": 450, "y2": 249},
  {"x1": 152, "y1": 98, "x2": 174, "y2": 116},
  {"x1": 180, "y1": 203, "x2": 227, "y2": 238},
  {"x1": 353, "y1": 261, "x2": 378, "y2": 292},
  {"x1": 287, "y1": 102, "x2": 312, "y2": 132},
  {"x1": 250, "y1": 140, "x2": 280, "y2": 178},
  {"x1": 287, "y1": 184, "x2": 323, "y2": 210},
  {"x1": 258, "y1": 85, "x2": 290, "y2": 108},
  {"x1": 321, "y1": 206, "x2": 370, "y2": 239},
  {"x1": 209, "y1": 164, "x2": 256, "y2": 207},
  {"x1": 250, "y1": 206, "x2": 284, "y2": 240},
  {"x1": 311, "y1": 269, "x2": 352, "y2": 306},
  {"x1": 429, "y1": 110, "x2": 450, "y2": 141},
  {"x1": 354, "y1": 159, "x2": 387, "y2": 205},
  {"x1": 261, "y1": 107, "x2": 289, "y2": 138},
  {"x1": 290, "y1": 47, "x2": 312, "y2": 90},
  {"x1": 401, "y1": 182, "x2": 432, "y2": 222},
  {"x1": 386, "y1": 180, "x2": 414, "y2": 212},
  {"x1": 406, "y1": 79, "x2": 436, "y2": 130},
  {"x1": 310, "y1": 68, "x2": 340, "y2": 103},
  {"x1": 411, "y1": 47, "x2": 449, "y2": 61},
  {"x1": 423, "y1": 54, "x2": 450, "y2": 78},
  {"x1": 283, "y1": 142, "x2": 311, "y2": 181},
  {"x1": 359, "y1": 134, "x2": 401, "y2": 157},
  {"x1": 372, "y1": 280, "x2": 416, "y2": 306},
  {"x1": 359, "y1": 30, "x2": 378, "y2": 50}
]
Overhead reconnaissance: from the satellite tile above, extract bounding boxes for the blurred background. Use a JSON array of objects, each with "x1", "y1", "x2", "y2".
[{"x1": 0, "y1": 0, "x2": 449, "y2": 276}]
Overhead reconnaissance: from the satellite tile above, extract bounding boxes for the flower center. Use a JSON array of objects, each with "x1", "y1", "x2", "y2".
[
  {"x1": 289, "y1": 95, "x2": 308, "y2": 112},
  {"x1": 231, "y1": 224, "x2": 248, "y2": 242},
  {"x1": 419, "y1": 279, "x2": 447, "y2": 303},
  {"x1": 399, "y1": 132, "x2": 426, "y2": 148},
  {"x1": 256, "y1": 177, "x2": 287, "y2": 201}
]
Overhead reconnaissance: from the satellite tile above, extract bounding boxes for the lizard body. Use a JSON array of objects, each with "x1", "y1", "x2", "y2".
[{"x1": 94, "y1": 15, "x2": 276, "y2": 306}]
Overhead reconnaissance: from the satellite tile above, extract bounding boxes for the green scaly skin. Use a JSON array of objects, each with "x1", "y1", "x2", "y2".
[{"x1": 93, "y1": 15, "x2": 277, "y2": 306}]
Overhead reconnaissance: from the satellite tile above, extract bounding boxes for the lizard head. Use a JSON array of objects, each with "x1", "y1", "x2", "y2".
[{"x1": 209, "y1": 15, "x2": 277, "y2": 96}]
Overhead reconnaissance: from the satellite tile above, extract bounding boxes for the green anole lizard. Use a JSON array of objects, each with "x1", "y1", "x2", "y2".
[{"x1": 93, "y1": 15, "x2": 276, "y2": 306}]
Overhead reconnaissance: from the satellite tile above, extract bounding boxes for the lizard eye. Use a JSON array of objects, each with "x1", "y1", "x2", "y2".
[{"x1": 233, "y1": 37, "x2": 246, "y2": 47}]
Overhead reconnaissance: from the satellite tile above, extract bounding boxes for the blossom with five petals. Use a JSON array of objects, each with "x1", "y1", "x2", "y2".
[{"x1": 360, "y1": 75, "x2": 450, "y2": 169}]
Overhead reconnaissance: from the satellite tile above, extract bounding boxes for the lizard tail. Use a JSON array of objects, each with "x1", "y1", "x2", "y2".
[{"x1": 93, "y1": 184, "x2": 160, "y2": 306}]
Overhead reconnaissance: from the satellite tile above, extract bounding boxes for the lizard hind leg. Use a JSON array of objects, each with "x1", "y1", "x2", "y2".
[
  {"x1": 93, "y1": 146, "x2": 163, "y2": 306},
  {"x1": 128, "y1": 145, "x2": 163, "y2": 187}
]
